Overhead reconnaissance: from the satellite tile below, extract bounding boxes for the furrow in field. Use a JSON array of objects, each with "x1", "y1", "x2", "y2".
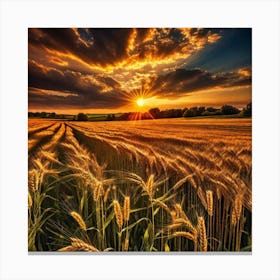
[
  {"x1": 28, "y1": 121, "x2": 58, "y2": 136},
  {"x1": 70, "y1": 121, "x2": 251, "y2": 148},
  {"x1": 28, "y1": 122, "x2": 61, "y2": 153},
  {"x1": 28, "y1": 122, "x2": 65, "y2": 160},
  {"x1": 68, "y1": 124, "x2": 163, "y2": 172}
]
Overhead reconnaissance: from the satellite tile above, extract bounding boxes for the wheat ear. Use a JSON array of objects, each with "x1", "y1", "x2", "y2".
[
  {"x1": 206, "y1": 190, "x2": 213, "y2": 216},
  {"x1": 123, "y1": 196, "x2": 130, "y2": 222},
  {"x1": 172, "y1": 231, "x2": 195, "y2": 241},
  {"x1": 58, "y1": 237, "x2": 99, "y2": 252},
  {"x1": 113, "y1": 200, "x2": 123, "y2": 228},
  {"x1": 70, "y1": 211, "x2": 87, "y2": 231},
  {"x1": 198, "y1": 216, "x2": 207, "y2": 251}
]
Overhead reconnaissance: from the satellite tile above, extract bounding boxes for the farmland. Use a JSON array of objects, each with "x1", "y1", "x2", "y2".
[{"x1": 28, "y1": 118, "x2": 252, "y2": 252}]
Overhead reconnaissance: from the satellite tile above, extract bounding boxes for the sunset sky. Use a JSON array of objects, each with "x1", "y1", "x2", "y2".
[{"x1": 28, "y1": 28, "x2": 251, "y2": 114}]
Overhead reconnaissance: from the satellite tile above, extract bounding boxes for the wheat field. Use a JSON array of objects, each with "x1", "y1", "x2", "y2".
[{"x1": 28, "y1": 118, "x2": 252, "y2": 252}]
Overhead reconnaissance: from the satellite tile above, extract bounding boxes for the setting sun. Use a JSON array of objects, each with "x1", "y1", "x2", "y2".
[{"x1": 136, "y1": 98, "x2": 145, "y2": 107}]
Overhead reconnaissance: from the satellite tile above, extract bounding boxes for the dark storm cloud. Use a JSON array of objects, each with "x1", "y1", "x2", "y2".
[
  {"x1": 28, "y1": 28, "x2": 221, "y2": 68},
  {"x1": 150, "y1": 68, "x2": 251, "y2": 97},
  {"x1": 29, "y1": 28, "x2": 135, "y2": 67},
  {"x1": 28, "y1": 60, "x2": 127, "y2": 109}
]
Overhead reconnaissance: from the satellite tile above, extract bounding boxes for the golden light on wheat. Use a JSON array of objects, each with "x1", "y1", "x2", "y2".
[{"x1": 28, "y1": 118, "x2": 252, "y2": 252}]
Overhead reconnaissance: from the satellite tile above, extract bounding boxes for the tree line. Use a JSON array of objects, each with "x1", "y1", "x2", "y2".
[
  {"x1": 120, "y1": 103, "x2": 252, "y2": 121},
  {"x1": 28, "y1": 103, "x2": 251, "y2": 121}
]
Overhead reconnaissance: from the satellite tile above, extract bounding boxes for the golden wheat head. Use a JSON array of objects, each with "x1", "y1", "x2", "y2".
[
  {"x1": 58, "y1": 237, "x2": 99, "y2": 252},
  {"x1": 198, "y1": 216, "x2": 207, "y2": 252},
  {"x1": 113, "y1": 200, "x2": 123, "y2": 228},
  {"x1": 172, "y1": 231, "x2": 195, "y2": 241},
  {"x1": 123, "y1": 196, "x2": 130, "y2": 222},
  {"x1": 206, "y1": 190, "x2": 213, "y2": 216},
  {"x1": 70, "y1": 211, "x2": 87, "y2": 231}
]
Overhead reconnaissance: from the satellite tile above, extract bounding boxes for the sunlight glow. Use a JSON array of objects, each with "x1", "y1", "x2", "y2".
[{"x1": 136, "y1": 98, "x2": 145, "y2": 107}]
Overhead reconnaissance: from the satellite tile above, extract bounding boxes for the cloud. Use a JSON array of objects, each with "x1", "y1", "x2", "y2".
[
  {"x1": 28, "y1": 60, "x2": 128, "y2": 109},
  {"x1": 29, "y1": 28, "x2": 136, "y2": 67},
  {"x1": 29, "y1": 28, "x2": 222, "y2": 69},
  {"x1": 28, "y1": 28, "x2": 251, "y2": 111},
  {"x1": 149, "y1": 67, "x2": 251, "y2": 98}
]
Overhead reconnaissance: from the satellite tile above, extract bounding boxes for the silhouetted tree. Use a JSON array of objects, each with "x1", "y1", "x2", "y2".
[
  {"x1": 49, "y1": 112, "x2": 56, "y2": 118},
  {"x1": 183, "y1": 107, "x2": 199, "y2": 117},
  {"x1": 77, "y1": 113, "x2": 88, "y2": 121},
  {"x1": 149, "y1": 108, "x2": 161, "y2": 118},
  {"x1": 206, "y1": 107, "x2": 218, "y2": 112},
  {"x1": 241, "y1": 102, "x2": 252, "y2": 117},
  {"x1": 39, "y1": 112, "x2": 47, "y2": 118},
  {"x1": 221, "y1": 105, "x2": 240, "y2": 115},
  {"x1": 183, "y1": 109, "x2": 195, "y2": 117},
  {"x1": 120, "y1": 112, "x2": 131, "y2": 121},
  {"x1": 106, "y1": 114, "x2": 116, "y2": 121},
  {"x1": 197, "y1": 107, "x2": 206, "y2": 116}
]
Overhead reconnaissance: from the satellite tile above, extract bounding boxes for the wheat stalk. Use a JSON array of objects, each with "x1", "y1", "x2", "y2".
[
  {"x1": 28, "y1": 191, "x2": 32, "y2": 209},
  {"x1": 197, "y1": 187, "x2": 208, "y2": 210},
  {"x1": 153, "y1": 199, "x2": 170, "y2": 212},
  {"x1": 122, "y1": 238, "x2": 129, "y2": 251}
]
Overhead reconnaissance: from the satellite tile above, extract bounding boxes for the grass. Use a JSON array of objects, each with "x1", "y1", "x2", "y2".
[{"x1": 28, "y1": 118, "x2": 252, "y2": 252}]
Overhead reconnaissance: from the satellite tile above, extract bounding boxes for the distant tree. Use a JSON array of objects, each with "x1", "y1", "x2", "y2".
[
  {"x1": 202, "y1": 107, "x2": 220, "y2": 116},
  {"x1": 142, "y1": 112, "x2": 153, "y2": 120},
  {"x1": 183, "y1": 109, "x2": 195, "y2": 117},
  {"x1": 149, "y1": 108, "x2": 161, "y2": 119},
  {"x1": 183, "y1": 107, "x2": 199, "y2": 117},
  {"x1": 221, "y1": 105, "x2": 240, "y2": 115},
  {"x1": 77, "y1": 113, "x2": 88, "y2": 121},
  {"x1": 197, "y1": 107, "x2": 206, "y2": 116},
  {"x1": 120, "y1": 112, "x2": 131, "y2": 121},
  {"x1": 49, "y1": 112, "x2": 56, "y2": 118},
  {"x1": 206, "y1": 107, "x2": 218, "y2": 112},
  {"x1": 202, "y1": 110, "x2": 213, "y2": 116},
  {"x1": 182, "y1": 107, "x2": 188, "y2": 115},
  {"x1": 174, "y1": 109, "x2": 183, "y2": 118},
  {"x1": 106, "y1": 114, "x2": 116, "y2": 121},
  {"x1": 39, "y1": 112, "x2": 47, "y2": 118},
  {"x1": 241, "y1": 102, "x2": 252, "y2": 117},
  {"x1": 106, "y1": 114, "x2": 113, "y2": 121}
]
